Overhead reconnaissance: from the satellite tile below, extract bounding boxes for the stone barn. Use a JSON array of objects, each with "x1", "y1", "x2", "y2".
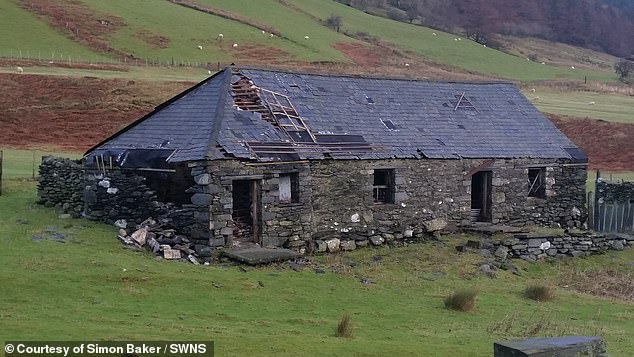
[{"x1": 82, "y1": 66, "x2": 588, "y2": 253}]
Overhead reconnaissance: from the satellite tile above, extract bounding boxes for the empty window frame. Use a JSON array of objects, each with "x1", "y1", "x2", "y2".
[
  {"x1": 373, "y1": 169, "x2": 395, "y2": 204},
  {"x1": 279, "y1": 173, "x2": 300, "y2": 203},
  {"x1": 528, "y1": 168, "x2": 546, "y2": 198}
]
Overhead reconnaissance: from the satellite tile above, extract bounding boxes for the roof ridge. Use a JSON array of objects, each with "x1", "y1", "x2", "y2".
[{"x1": 231, "y1": 65, "x2": 514, "y2": 85}]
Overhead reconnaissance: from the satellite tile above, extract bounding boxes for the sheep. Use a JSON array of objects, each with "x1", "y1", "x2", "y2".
[
  {"x1": 530, "y1": 88, "x2": 536, "y2": 93},
  {"x1": 261, "y1": 30, "x2": 266, "y2": 35},
  {"x1": 588, "y1": 101, "x2": 596, "y2": 105},
  {"x1": 571, "y1": 65, "x2": 575, "y2": 69},
  {"x1": 232, "y1": 43, "x2": 238, "y2": 48},
  {"x1": 16, "y1": 66, "x2": 24, "y2": 74},
  {"x1": 304, "y1": 35, "x2": 310, "y2": 39},
  {"x1": 541, "y1": 62, "x2": 546, "y2": 65},
  {"x1": 458, "y1": 37, "x2": 462, "y2": 41},
  {"x1": 483, "y1": 44, "x2": 486, "y2": 47},
  {"x1": 269, "y1": 33, "x2": 275, "y2": 38},
  {"x1": 405, "y1": 63, "x2": 410, "y2": 68},
  {"x1": 197, "y1": 45, "x2": 203, "y2": 50},
  {"x1": 532, "y1": 96, "x2": 540, "y2": 101},
  {"x1": 454, "y1": 38, "x2": 458, "y2": 41},
  {"x1": 217, "y1": 33, "x2": 224, "y2": 40},
  {"x1": 207, "y1": 70, "x2": 212, "y2": 75},
  {"x1": 432, "y1": 32, "x2": 437, "y2": 36}
]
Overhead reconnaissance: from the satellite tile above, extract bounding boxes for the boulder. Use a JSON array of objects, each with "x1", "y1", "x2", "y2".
[
  {"x1": 369, "y1": 235, "x2": 384, "y2": 246},
  {"x1": 326, "y1": 238, "x2": 341, "y2": 253},
  {"x1": 422, "y1": 218, "x2": 447, "y2": 232},
  {"x1": 340, "y1": 240, "x2": 356, "y2": 251}
]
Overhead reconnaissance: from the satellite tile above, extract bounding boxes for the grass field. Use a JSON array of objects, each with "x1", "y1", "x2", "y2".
[
  {"x1": 1, "y1": 150, "x2": 634, "y2": 356},
  {"x1": 0, "y1": 0, "x2": 107, "y2": 61},
  {"x1": 0, "y1": 0, "x2": 619, "y2": 83},
  {"x1": 285, "y1": 0, "x2": 616, "y2": 82},
  {"x1": 524, "y1": 90, "x2": 634, "y2": 123}
]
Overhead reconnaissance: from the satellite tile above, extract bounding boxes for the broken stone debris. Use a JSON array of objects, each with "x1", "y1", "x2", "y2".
[{"x1": 116, "y1": 217, "x2": 211, "y2": 264}]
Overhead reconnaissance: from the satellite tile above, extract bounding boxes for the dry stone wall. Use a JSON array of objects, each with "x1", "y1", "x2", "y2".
[
  {"x1": 489, "y1": 231, "x2": 633, "y2": 262},
  {"x1": 37, "y1": 157, "x2": 84, "y2": 217},
  {"x1": 595, "y1": 180, "x2": 634, "y2": 203}
]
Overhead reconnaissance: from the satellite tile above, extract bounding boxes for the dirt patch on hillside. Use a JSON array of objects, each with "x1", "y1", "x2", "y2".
[
  {"x1": 18, "y1": 0, "x2": 127, "y2": 57},
  {"x1": 0, "y1": 73, "x2": 191, "y2": 151},
  {"x1": 333, "y1": 43, "x2": 384, "y2": 67},
  {"x1": 229, "y1": 44, "x2": 293, "y2": 64},
  {"x1": 549, "y1": 114, "x2": 634, "y2": 171},
  {"x1": 135, "y1": 30, "x2": 170, "y2": 49}
]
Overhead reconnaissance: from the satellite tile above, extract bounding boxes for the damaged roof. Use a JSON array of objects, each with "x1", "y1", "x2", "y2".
[{"x1": 87, "y1": 66, "x2": 584, "y2": 163}]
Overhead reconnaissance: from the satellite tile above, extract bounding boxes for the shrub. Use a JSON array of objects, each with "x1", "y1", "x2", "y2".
[
  {"x1": 444, "y1": 289, "x2": 478, "y2": 312},
  {"x1": 335, "y1": 314, "x2": 353, "y2": 338},
  {"x1": 524, "y1": 284, "x2": 556, "y2": 302}
]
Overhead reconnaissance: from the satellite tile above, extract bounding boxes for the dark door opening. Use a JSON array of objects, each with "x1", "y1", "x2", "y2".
[
  {"x1": 232, "y1": 180, "x2": 262, "y2": 243},
  {"x1": 471, "y1": 171, "x2": 492, "y2": 222}
]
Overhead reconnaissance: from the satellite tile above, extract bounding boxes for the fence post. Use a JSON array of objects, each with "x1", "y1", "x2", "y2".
[{"x1": 587, "y1": 191, "x2": 594, "y2": 230}]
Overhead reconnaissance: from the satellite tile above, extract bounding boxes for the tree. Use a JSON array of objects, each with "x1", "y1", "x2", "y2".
[
  {"x1": 325, "y1": 14, "x2": 343, "y2": 32},
  {"x1": 614, "y1": 59, "x2": 634, "y2": 82}
]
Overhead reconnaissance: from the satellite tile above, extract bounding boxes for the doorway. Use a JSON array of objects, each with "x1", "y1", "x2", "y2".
[
  {"x1": 471, "y1": 171, "x2": 492, "y2": 222},
  {"x1": 232, "y1": 179, "x2": 262, "y2": 243}
]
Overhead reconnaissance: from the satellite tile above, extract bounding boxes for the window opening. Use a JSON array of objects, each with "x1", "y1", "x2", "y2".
[
  {"x1": 373, "y1": 169, "x2": 395, "y2": 204},
  {"x1": 279, "y1": 173, "x2": 300, "y2": 203},
  {"x1": 528, "y1": 168, "x2": 546, "y2": 198}
]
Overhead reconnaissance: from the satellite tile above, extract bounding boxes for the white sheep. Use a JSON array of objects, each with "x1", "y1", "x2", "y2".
[
  {"x1": 454, "y1": 38, "x2": 458, "y2": 41},
  {"x1": 232, "y1": 43, "x2": 238, "y2": 48},
  {"x1": 541, "y1": 62, "x2": 546, "y2": 65},
  {"x1": 270, "y1": 33, "x2": 275, "y2": 38},
  {"x1": 530, "y1": 88, "x2": 536, "y2": 93},
  {"x1": 16, "y1": 66, "x2": 24, "y2": 74},
  {"x1": 405, "y1": 63, "x2": 410, "y2": 68},
  {"x1": 571, "y1": 66, "x2": 575, "y2": 69},
  {"x1": 197, "y1": 45, "x2": 203, "y2": 50},
  {"x1": 588, "y1": 101, "x2": 596, "y2": 105},
  {"x1": 261, "y1": 30, "x2": 266, "y2": 35},
  {"x1": 304, "y1": 35, "x2": 310, "y2": 40},
  {"x1": 432, "y1": 32, "x2": 437, "y2": 36},
  {"x1": 207, "y1": 70, "x2": 212, "y2": 75},
  {"x1": 217, "y1": 33, "x2": 224, "y2": 40}
]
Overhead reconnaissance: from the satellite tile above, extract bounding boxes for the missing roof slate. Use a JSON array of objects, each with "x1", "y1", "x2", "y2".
[{"x1": 382, "y1": 119, "x2": 397, "y2": 130}]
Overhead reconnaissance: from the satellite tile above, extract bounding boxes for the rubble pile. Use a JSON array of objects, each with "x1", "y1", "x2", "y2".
[{"x1": 116, "y1": 218, "x2": 215, "y2": 265}]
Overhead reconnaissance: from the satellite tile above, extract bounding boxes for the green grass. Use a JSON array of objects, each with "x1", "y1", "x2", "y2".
[
  {"x1": 524, "y1": 90, "x2": 634, "y2": 123},
  {"x1": 0, "y1": 0, "x2": 107, "y2": 61},
  {"x1": 0, "y1": 0, "x2": 620, "y2": 82},
  {"x1": 79, "y1": 0, "x2": 349, "y2": 64},
  {"x1": 286, "y1": 0, "x2": 617, "y2": 82},
  {"x1": 2, "y1": 150, "x2": 634, "y2": 356},
  {"x1": 0, "y1": 149, "x2": 79, "y2": 180},
  {"x1": 0, "y1": 64, "x2": 209, "y2": 82}
]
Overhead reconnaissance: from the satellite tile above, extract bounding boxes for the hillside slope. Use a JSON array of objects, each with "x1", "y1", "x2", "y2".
[{"x1": 0, "y1": 0, "x2": 619, "y2": 82}]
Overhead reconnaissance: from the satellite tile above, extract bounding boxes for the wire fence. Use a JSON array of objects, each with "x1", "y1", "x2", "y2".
[{"x1": 0, "y1": 49, "x2": 225, "y2": 69}]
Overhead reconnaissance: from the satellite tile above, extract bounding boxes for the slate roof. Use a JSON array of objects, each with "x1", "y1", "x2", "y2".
[{"x1": 87, "y1": 67, "x2": 584, "y2": 163}]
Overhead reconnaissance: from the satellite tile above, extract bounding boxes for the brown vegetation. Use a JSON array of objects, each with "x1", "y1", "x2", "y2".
[
  {"x1": 335, "y1": 314, "x2": 354, "y2": 338},
  {"x1": 524, "y1": 284, "x2": 556, "y2": 302},
  {"x1": 0, "y1": 73, "x2": 190, "y2": 151},
  {"x1": 18, "y1": 0, "x2": 127, "y2": 57},
  {"x1": 444, "y1": 289, "x2": 478, "y2": 312},
  {"x1": 564, "y1": 269, "x2": 634, "y2": 303}
]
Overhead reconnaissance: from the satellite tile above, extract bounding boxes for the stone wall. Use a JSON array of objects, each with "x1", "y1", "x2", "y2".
[
  {"x1": 595, "y1": 180, "x2": 634, "y2": 203},
  {"x1": 37, "y1": 157, "x2": 84, "y2": 217},
  {"x1": 194, "y1": 157, "x2": 586, "y2": 253},
  {"x1": 489, "y1": 231, "x2": 633, "y2": 262}
]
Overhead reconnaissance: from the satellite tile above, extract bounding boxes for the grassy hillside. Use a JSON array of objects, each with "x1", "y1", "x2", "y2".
[
  {"x1": 522, "y1": 89, "x2": 634, "y2": 123},
  {"x1": 0, "y1": 0, "x2": 620, "y2": 82},
  {"x1": 1, "y1": 149, "x2": 634, "y2": 356},
  {"x1": 0, "y1": 0, "x2": 106, "y2": 61}
]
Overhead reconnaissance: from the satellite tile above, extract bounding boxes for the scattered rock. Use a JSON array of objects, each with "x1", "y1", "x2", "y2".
[
  {"x1": 369, "y1": 235, "x2": 384, "y2": 246},
  {"x1": 480, "y1": 264, "x2": 497, "y2": 279},
  {"x1": 423, "y1": 218, "x2": 447, "y2": 232},
  {"x1": 611, "y1": 240, "x2": 625, "y2": 251},
  {"x1": 114, "y1": 219, "x2": 127, "y2": 229},
  {"x1": 326, "y1": 238, "x2": 341, "y2": 252},
  {"x1": 494, "y1": 246, "x2": 509, "y2": 259}
]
